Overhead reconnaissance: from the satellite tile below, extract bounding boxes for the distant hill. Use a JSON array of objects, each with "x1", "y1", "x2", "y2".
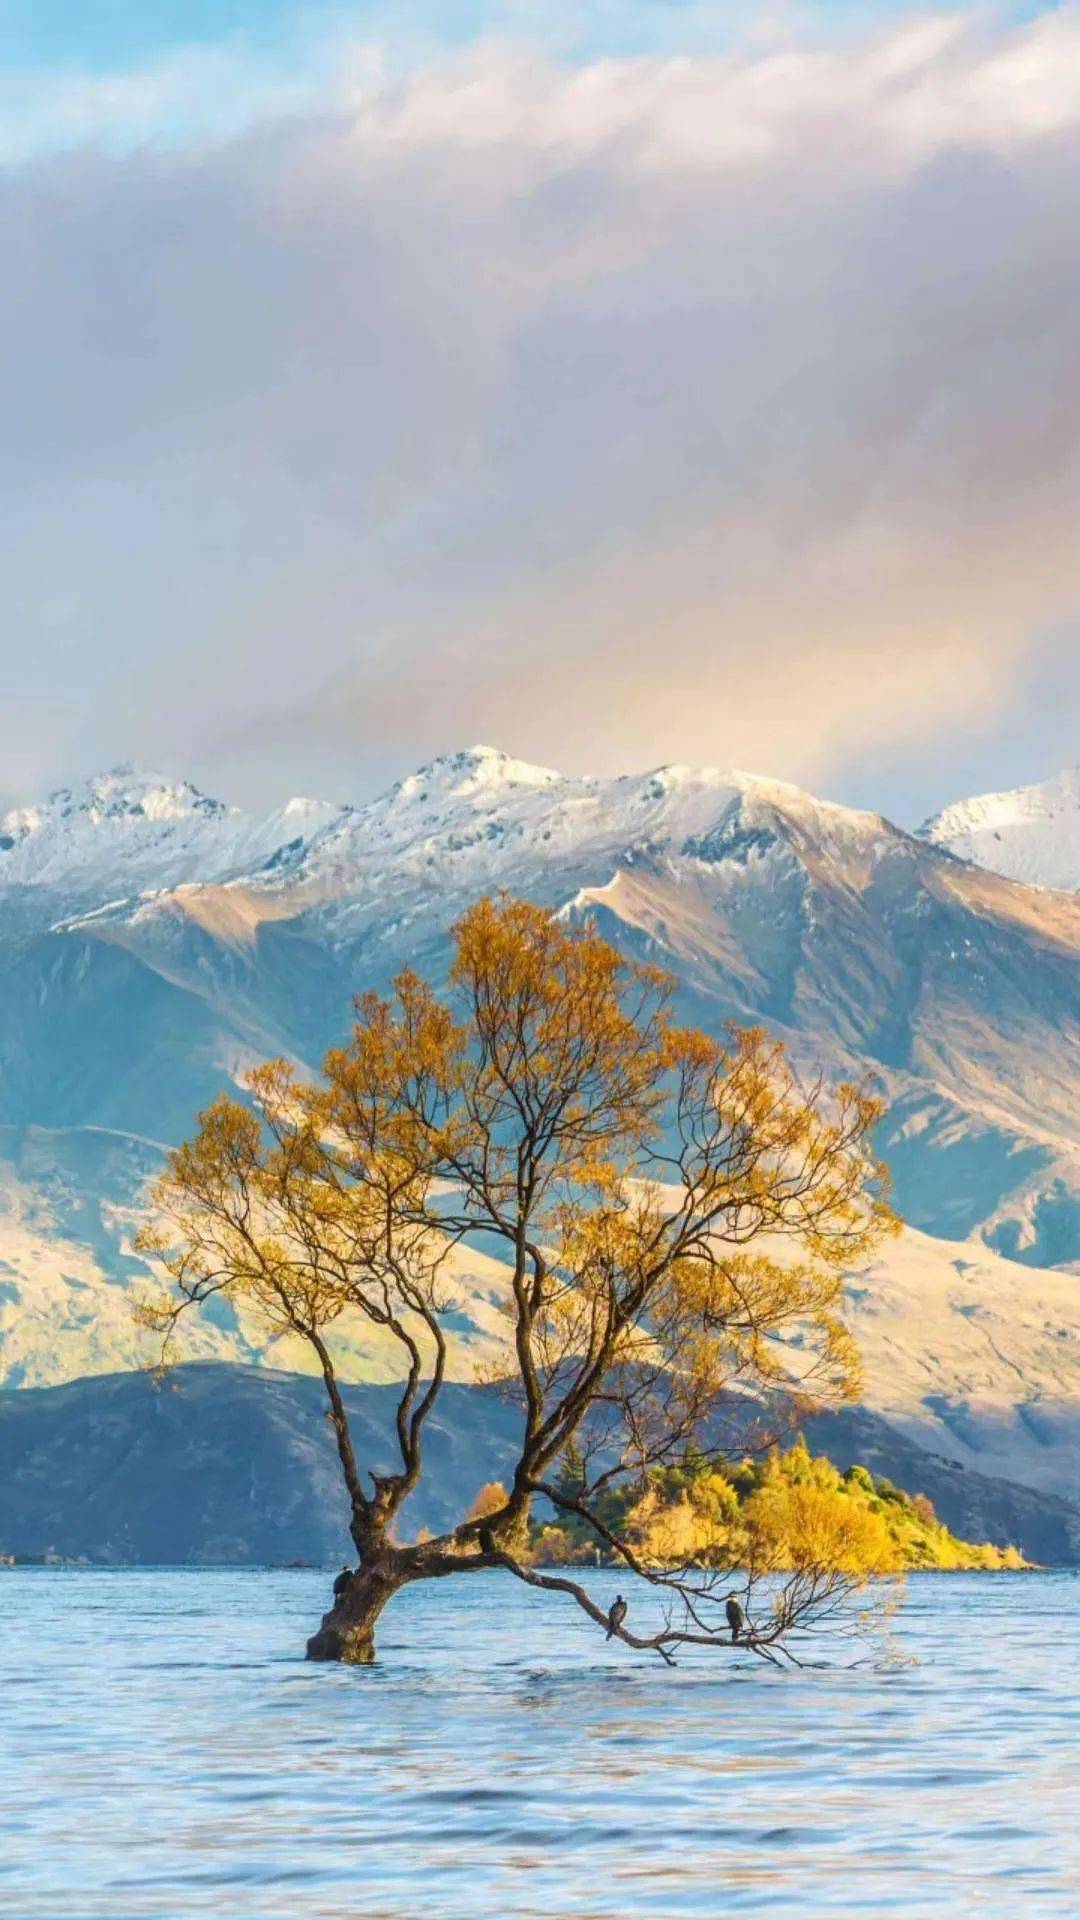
[{"x1": 1, "y1": 1363, "x2": 1078, "y2": 1568}]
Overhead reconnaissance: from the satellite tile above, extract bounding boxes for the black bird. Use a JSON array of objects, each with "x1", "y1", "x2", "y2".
[
  {"x1": 725, "y1": 1593, "x2": 744, "y2": 1643},
  {"x1": 478, "y1": 1521, "x2": 497, "y2": 1556},
  {"x1": 606, "y1": 1595, "x2": 628, "y2": 1640},
  {"x1": 332, "y1": 1563, "x2": 352, "y2": 1601}
]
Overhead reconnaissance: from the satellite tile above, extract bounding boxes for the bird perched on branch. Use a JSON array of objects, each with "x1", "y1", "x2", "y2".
[
  {"x1": 725, "y1": 1594, "x2": 744, "y2": 1643},
  {"x1": 606, "y1": 1595, "x2": 628, "y2": 1639},
  {"x1": 332, "y1": 1564, "x2": 352, "y2": 1601}
]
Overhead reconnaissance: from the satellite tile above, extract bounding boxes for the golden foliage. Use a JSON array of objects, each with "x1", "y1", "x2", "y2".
[
  {"x1": 465, "y1": 1481, "x2": 509, "y2": 1522},
  {"x1": 544, "y1": 1441, "x2": 1027, "y2": 1578},
  {"x1": 744, "y1": 1477, "x2": 901, "y2": 1578},
  {"x1": 137, "y1": 894, "x2": 897, "y2": 1603}
]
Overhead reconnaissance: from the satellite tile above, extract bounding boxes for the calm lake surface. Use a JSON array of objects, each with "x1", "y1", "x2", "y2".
[{"x1": 1, "y1": 1568, "x2": 1078, "y2": 1918}]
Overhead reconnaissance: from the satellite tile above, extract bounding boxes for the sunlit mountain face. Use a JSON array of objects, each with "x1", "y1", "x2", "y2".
[
  {"x1": 920, "y1": 767, "x2": 1080, "y2": 895},
  {"x1": 1, "y1": 748, "x2": 1077, "y2": 1502}
]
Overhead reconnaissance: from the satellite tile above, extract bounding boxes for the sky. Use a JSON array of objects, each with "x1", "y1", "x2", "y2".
[{"x1": 0, "y1": 0, "x2": 1076, "y2": 825}]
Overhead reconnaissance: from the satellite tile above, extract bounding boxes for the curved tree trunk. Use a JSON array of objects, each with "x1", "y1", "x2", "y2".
[{"x1": 306, "y1": 1556, "x2": 408, "y2": 1664}]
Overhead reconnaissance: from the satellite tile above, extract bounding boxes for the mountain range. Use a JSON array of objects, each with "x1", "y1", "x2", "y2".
[{"x1": 0, "y1": 749, "x2": 1077, "y2": 1543}]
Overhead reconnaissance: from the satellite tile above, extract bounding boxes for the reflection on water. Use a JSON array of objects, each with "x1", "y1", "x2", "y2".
[{"x1": 1, "y1": 1568, "x2": 1078, "y2": 1917}]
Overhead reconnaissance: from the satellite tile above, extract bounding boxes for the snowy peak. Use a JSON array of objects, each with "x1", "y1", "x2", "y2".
[
  {"x1": 2, "y1": 747, "x2": 1074, "y2": 921},
  {"x1": 0, "y1": 766, "x2": 234, "y2": 895},
  {"x1": 75, "y1": 766, "x2": 226, "y2": 822},
  {"x1": 0, "y1": 765, "x2": 342, "y2": 901},
  {"x1": 0, "y1": 745, "x2": 910, "y2": 922},
  {"x1": 356, "y1": 745, "x2": 564, "y2": 840},
  {"x1": 305, "y1": 755, "x2": 779, "y2": 885},
  {"x1": 259, "y1": 752, "x2": 912, "y2": 933},
  {"x1": 393, "y1": 745, "x2": 562, "y2": 801},
  {"x1": 920, "y1": 768, "x2": 1080, "y2": 893},
  {"x1": 1, "y1": 765, "x2": 226, "y2": 841}
]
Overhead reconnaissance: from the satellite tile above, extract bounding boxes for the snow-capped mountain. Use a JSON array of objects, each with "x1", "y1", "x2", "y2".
[
  {"x1": 0, "y1": 764, "x2": 348, "y2": 902},
  {"x1": 920, "y1": 767, "x2": 1080, "y2": 893},
  {"x1": 0, "y1": 748, "x2": 869, "y2": 908},
  {"x1": 0, "y1": 745, "x2": 1077, "y2": 1509},
  {"x1": 10, "y1": 746, "x2": 1073, "y2": 917},
  {"x1": 2, "y1": 745, "x2": 1076, "y2": 1205}
]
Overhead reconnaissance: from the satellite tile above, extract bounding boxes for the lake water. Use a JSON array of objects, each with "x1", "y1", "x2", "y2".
[{"x1": 1, "y1": 1568, "x2": 1077, "y2": 1918}]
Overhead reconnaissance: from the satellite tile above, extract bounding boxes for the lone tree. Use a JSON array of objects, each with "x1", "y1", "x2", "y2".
[{"x1": 139, "y1": 896, "x2": 895, "y2": 1665}]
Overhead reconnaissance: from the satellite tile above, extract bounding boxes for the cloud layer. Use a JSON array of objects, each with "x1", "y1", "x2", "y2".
[{"x1": 0, "y1": 10, "x2": 1078, "y2": 815}]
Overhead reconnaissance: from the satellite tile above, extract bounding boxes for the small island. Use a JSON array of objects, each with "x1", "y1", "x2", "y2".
[{"x1": 495, "y1": 1440, "x2": 1031, "y2": 1574}]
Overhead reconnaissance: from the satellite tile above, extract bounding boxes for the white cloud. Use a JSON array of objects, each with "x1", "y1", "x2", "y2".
[
  {"x1": 0, "y1": 44, "x2": 342, "y2": 162},
  {"x1": 0, "y1": 11, "x2": 1077, "y2": 812}
]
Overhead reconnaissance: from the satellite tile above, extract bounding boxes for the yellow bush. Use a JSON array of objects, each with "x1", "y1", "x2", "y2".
[
  {"x1": 744, "y1": 1479, "x2": 902, "y2": 1577},
  {"x1": 465, "y1": 1481, "x2": 509, "y2": 1522}
]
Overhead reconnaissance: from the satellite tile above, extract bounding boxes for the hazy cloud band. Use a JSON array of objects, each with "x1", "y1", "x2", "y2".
[{"x1": 0, "y1": 10, "x2": 1077, "y2": 816}]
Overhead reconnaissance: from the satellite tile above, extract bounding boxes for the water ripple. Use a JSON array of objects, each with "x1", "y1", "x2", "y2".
[{"x1": 0, "y1": 1568, "x2": 1078, "y2": 1918}]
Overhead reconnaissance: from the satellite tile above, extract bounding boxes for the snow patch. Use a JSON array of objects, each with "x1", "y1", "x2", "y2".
[{"x1": 920, "y1": 767, "x2": 1080, "y2": 892}]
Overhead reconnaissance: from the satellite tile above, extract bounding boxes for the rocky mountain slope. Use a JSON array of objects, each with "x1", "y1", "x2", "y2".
[
  {"x1": 2, "y1": 1364, "x2": 1077, "y2": 1568},
  {"x1": 3, "y1": 749, "x2": 1075, "y2": 1245},
  {"x1": 0, "y1": 1124, "x2": 511, "y2": 1390},
  {"x1": 4, "y1": 1153, "x2": 1076, "y2": 1510},
  {"x1": 0, "y1": 749, "x2": 1076, "y2": 1522}
]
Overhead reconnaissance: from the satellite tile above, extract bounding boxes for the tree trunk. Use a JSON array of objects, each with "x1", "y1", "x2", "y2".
[{"x1": 306, "y1": 1556, "x2": 407, "y2": 1664}]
